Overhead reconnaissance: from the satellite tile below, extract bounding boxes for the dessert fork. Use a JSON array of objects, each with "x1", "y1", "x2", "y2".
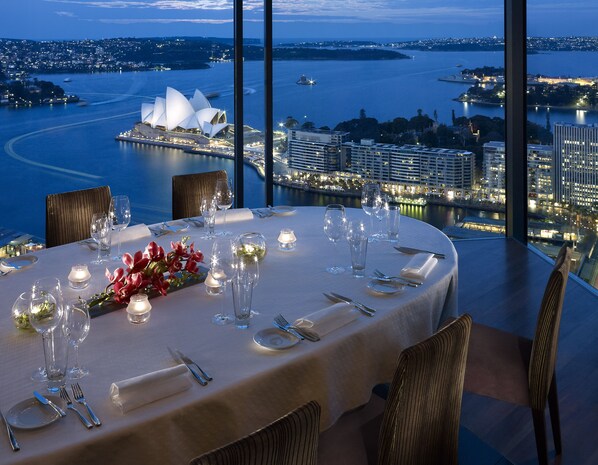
[
  {"x1": 59, "y1": 387, "x2": 93, "y2": 429},
  {"x1": 71, "y1": 383, "x2": 101, "y2": 426}
]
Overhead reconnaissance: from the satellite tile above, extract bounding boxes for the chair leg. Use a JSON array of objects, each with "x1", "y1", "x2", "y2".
[
  {"x1": 532, "y1": 408, "x2": 549, "y2": 465},
  {"x1": 548, "y1": 375, "x2": 563, "y2": 457}
]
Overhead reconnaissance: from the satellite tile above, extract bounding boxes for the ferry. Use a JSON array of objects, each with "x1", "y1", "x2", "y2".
[
  {"x1": 297, "y1": 75, "x2": 316, "y2": 86},
  {"x1": 63, "y1": 77, "x2": 72, "y2": 83}
]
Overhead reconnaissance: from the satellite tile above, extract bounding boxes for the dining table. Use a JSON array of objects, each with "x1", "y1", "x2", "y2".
[{"x1": 0, "y1": 206, "x2": 458, "y2": 465}]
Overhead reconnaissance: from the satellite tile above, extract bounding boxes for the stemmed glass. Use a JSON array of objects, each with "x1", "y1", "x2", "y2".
[
  {"x1": 239, "y1": 254, "x2": 259, "y2": 317},
  {"x1": 210, "y1": 238, "x2": 236, "y2": 325},
  {"x1": 361, "y1": 183, "x2": 381, "y2": 242},
  {"x1": 29, "y1": 277, "x2": 65, "y2": 390},
  {"x1": 200, "y1": 197, "x2": 217, "y2": 239},
  {"x1": 90, "y1": 212, "x2": 111, "y2": 264},
  {"x1": 372, "y1": 193, "x2": 389, "y2": 240},
  {"x1": 323, "y1": 204, "x2": 347, "y2": 274},
  {"x1": 109, "y1": 195, "x2": 131, "y2": 260},
  {"x1": 214, "y1": 179, "x2": 234, "y2": 236},
  {"x1": 65, "y1": 299, "x2": 91, "y2": 379}
]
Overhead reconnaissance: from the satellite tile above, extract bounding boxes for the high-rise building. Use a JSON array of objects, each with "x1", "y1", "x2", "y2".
[
  {"x1": 287, "y1": 129, "x2": 349, "y2": 173},
  {"x1": 553, "y1": 123, "x2": 598, "y2": 209},
  {"x1": 483, "y1": 141, "x2": 553, "y2": 201}
]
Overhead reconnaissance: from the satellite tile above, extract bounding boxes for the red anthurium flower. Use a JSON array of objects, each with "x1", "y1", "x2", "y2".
[
  {"x1": 185, "y1": 259, "x2": 199, "y2": 274},
  {"x1": 106, "y1": 267, "x2": 125, "y2": 284}
]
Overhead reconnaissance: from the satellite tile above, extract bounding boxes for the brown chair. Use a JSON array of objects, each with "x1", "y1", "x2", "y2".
[
  {"x1": 377, "y1": 313, "x2": 472, "y2": 465},
  {"x1": 172, "y1": 170, "x2": 228, "y2": 220},
  {"x1": 189, "y1": 401, "x2": 321, "y2": 465},
  {"x1": 45, "y1": 185, "x2": 112, "y2": 248},
  {"x1": 464, "y1": 245, "x2": 571, "y2": 465}
]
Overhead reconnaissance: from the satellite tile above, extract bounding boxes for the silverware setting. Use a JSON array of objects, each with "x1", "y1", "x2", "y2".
[
  {"x1": 71, "y1": 383, "x2": 101, "y2": 427},
  {"x1": 323, "y1": 292, "x2": 375, "y2": 317},
  {"x1": 59, "y1": 387, "x2": 93, "y2": 429},
  {"x1": 373, "y1": 269, "x2": 422, "y2": 287},
  {"x1": 0, "y1": 408, "x2": 19, "y2": 451},
  {"x1": 394, "y1": 246, "x2": 446, "y2": 259},
  {"x1": 34, "y1": 390, "x2": 66, "y2": 417},
  {"x1": 183, "y1": 217, "x2": 204, "y2": 227},
  {"x1": 168, "y1": 347, "x2": 212, "y2": 386},
  {"x1": 251, "y1": 207, "x2": 273, "y2": 218},
  {"x1": 274, "y1": 314, "x2": 320, "y2": 342},
  {"x1": 0, "y1": 269, "x2": 11, "y2": 277}
]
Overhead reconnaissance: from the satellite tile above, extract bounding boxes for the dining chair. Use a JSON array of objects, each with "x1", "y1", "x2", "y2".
[
  {"x1": 45, "y1": 185, "x2": 112, "y2": 248},
  {"x1": 377, "y1": 313, "x2": 472, "y2": 465},
  {"x1": 189, "y1": 401, "x2": 321, "y2": 465},
  {"x1": 172, "y1": 170, "x2": 228, "y2": 220},
  {"x1": 463, "y1": 244, "x2": 571, "y2": 465}
]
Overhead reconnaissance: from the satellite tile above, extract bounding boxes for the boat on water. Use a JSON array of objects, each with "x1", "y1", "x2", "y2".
[
  {"x1": 297, "y1": 75, "x2": 316, "y2": 86},
  {"x1": 205, "y1": 92, "x2": 220, "y2": 99},
  {"x1": 63, "y1": 77, "x2": 72, "y2": 83}
]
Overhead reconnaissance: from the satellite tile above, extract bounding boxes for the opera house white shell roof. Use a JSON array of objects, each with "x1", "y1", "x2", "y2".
[{"x1": 141, "y1": 87, "x2": 228, "y2": 138}]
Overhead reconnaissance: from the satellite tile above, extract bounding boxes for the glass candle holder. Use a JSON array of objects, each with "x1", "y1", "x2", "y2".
[
  {"x1": 278, "y1": 229, "x2": 297, "y2": 251},
  {"x1": 205, "y1": 271, "x2": 223, "y2": 296},
  {"x1": 126, "y1": 293, "x2": 151, "y2": 324},
  {"x1": 68, "y1": 264, "x2": 91, "y2": 289}
]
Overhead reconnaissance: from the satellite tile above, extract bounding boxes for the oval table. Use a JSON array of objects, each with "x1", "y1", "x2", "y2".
[{"x1": 0, "y1": 207, "x2": 457, "y2": 465}]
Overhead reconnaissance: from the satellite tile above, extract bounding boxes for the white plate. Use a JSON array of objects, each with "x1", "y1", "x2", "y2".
[
  {"x1": 367, "y1": 280, "x2": 405, "y2": 295},
  {"x1": 270, "y1": 206, "x2": 297, "y2": 216},
  {"x1": 6, "y1": 396, "x2": 61, "y2": 429},
  {"x1": 254, "y1": 328, "x2": 299, "y2": 350},
  {"x1": 160, "y1": 221, "x2": 190, "y2": 233},
  {"x1": 0, "y1": 255, "x2": 38, "y2": 270}
]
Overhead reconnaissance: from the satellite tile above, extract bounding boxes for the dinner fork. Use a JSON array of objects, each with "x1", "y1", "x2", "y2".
[
  {"x1": 59, "y1": 387, "x2": 93, "y2": 429},
  {"x1": 373, "y1": 269, "x2": 422, "y2": 287},
  {"x1": 274, "y1": 314, "x2": 320, "y2": 342},
  {"x1": 71, "y1": 383, "x2": 101, "y2": 426}
]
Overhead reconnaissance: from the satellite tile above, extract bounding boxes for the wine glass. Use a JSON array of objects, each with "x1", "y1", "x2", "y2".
[
  {"x1": 66, "y1": 299, "x2": 91, "y2": 379},
  {"x1": 90, "y1": 212, "x2": 111, "y2": 264},
  {"x1": 214, "y1": 179, "x2": 234, "y2": 236},
  {"x1": 200, "y1": 197, "x2": 217, "y2": 239},
  {"x1": 210, "y1": 238, "x2": 236, "y2": 325},
  {"x1": 30, "y1": 277, "x2": 65, "y2": 390},
  {"x1": 361, "y1": 183, "x2": 381, "y2": 242},
  {"x1": 109, "y1": 195, "x2": 131, "y2": 260},
  {"x1": 323, "y1": 204, "x2": 347, "y2": 274},
  {"x1": 372, "y1": 193, "x2": 389, "y2": 240}
]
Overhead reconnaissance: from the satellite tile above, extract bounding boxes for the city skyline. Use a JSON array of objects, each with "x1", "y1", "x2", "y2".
[{"x1": 3, "y1": 0, "x2": 597, "y2": 41}]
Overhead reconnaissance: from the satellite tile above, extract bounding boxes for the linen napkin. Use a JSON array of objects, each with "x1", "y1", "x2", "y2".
[
  {"x1": 119, "y1": 224, "x2": 152, "y2": 243},
  {"x1": 110, "y1": 364, "x2": 192, "y2": 413},
  {"x1": 294, "y1": 303, "x2": 358, "y2": 338},
  {"x1": 215, "y1": 208, "x2": 253, "y2": 225},
  {"x1": 400, "y1": 253, "x2": 438, "y2": 281}
]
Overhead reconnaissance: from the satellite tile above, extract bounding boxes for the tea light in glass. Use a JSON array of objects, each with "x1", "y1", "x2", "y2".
[
  {"x1": 205, "y1": 271, "x2": 223, "y2": 296},
  {"x1": 126, "y1": 293, "x2": 151, "y2": 324},
  {"x1": 68, "y1": 264, "x2": 91, "y2": 289},
  {"x1": 278, "y1": 229, "x2": 297, "y2": 251}
]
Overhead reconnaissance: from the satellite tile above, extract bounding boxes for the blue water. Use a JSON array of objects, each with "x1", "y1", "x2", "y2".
[{"x1": 1, "y1": 50, "x2": 596, "y2": 238}]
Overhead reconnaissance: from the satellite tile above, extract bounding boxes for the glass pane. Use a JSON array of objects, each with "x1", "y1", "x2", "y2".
[
  {"x1": 271, "y1": 1, "x2": 505, "y2": 236},
  {"x1": 527, "y1": 7, "x2": 598, "y2": 290}
]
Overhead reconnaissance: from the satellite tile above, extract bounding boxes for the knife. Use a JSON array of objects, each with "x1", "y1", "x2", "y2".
[
  {"x1": 175, "y1": 348, "x2": 213, "y2": 382},
  {"x1": 167, "y1": 346, "x2": 207, "y2": 386},
  {"x1": 273, "y1": 321, "x2": 304, "y2": 341},
  {"x1": 394, "y1": 246, "x2": 446, "y2": 259},
  {"x1": 0, "y1": 409, "x2": 19, "y2": 452},
  {"x1": 323, "y1": 293, "x2": 375, "y2": 317},
  {"x1": 34, "y1": 391, "x2": 66, "y2": 417}
]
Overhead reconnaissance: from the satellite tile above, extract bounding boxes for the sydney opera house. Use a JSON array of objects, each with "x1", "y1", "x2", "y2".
[{"x1": 140, "y1": 87, "x2": 228, "y2": 138}]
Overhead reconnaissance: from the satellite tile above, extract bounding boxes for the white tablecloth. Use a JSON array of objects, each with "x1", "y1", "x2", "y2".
[{"x1": 0, "y1": 207, "x2": 457, "y2": 464}]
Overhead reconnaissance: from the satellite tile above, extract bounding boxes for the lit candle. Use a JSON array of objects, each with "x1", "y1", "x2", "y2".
[
  {"x1": 278, "y1": 229, "x2": 297, "y2": 251},
  {"x1": 68, "y1": 264, "x2": 91, "y2": 289},
  {"x1": 126, "y1": 293, "x2": 152, "y2": 324},
  {"x1": 205, "y1": 271, "x2": 223, "y2": 296}
]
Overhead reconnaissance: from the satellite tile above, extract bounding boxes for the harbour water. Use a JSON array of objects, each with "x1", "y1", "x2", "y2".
[{"x1": 1, "y1": 50, "x2": 597, "y2": 238}]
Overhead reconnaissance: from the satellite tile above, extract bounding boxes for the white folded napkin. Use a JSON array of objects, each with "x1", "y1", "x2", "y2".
[
  {"x1": 400, "y1": 253, "x2": 438, "y2": 281},
  {"x1": 110, "y1": 364, "x2": 192, "y2": 413},
  {"x1": 119, "y1": 224, "x2": 152, "y2": 243},
  {"x1": 294, "y1": 303, "x2": 358, "y2": 338},
  {"x1": 215, "y1": 208, "x2": 253, "y2": 225}
]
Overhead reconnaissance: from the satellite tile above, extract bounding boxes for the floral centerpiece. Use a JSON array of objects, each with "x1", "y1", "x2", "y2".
[{"x1": 89, "y1": 237, "x2": 205, "y2": 310}]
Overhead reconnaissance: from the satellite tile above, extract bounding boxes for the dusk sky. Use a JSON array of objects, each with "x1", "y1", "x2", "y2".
[{"x1": 3, "y1": 0, "x2": 597, "y2": 41}]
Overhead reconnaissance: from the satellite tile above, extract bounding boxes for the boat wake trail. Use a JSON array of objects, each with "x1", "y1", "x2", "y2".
[{"x1": 3, "y1": 112, "x2": 137, "y2": 180}]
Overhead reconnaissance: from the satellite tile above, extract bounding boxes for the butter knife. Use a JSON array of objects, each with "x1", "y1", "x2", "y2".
[
  {"x1": 323, "y1": 293, "x2": 375, "y2": 317},
  {"x1": 34, "y1": 391, "x2": 66, "y2": 417},
  {"x1": 167, "y1": 347, "x2": 207, "y2": 386},
  {"x1": 0, "y1": 409, "x2": 19, "y2": 451}
]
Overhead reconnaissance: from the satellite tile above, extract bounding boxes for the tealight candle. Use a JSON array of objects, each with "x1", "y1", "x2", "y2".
[
  {"x1": 68, "y1": 264, "x2": 91, "y2": 289},
  {"x1": 205, "y1": 271, "x2": 223, "y2": 296},
  {"x1": 278, "y1": 229, "x2": 297, "y2": 251},
  {"x1": 126, "y1": 293, "x2": 152, "y2": 324}
]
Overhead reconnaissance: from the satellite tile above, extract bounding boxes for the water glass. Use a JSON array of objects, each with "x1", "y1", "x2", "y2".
[
  {"x1": 323, "y1": 204, "x2": 347, "y2": 274},
  {"x1": 66, "y1": 299, "x2": 91, "y2": 379},
  {"x1": 42, "y1": 326, "x2": 69, "y2": 392},
  {"x1": 200, "y1": 197, "x2": 217, "y2": 239},
  {"x1": 210, "y1": 238, "x2": 236, "y2": 325},
  {"x1": 387, "y1": 204, "x2": 401, "y2": 242},
  {"x1": 90, "y1": 212, "x2": 111, "y2": 264},
  {"x1": 214, "y1": 179, "x2": 234, "y2": 235},
  {"x1": 361, "y1": 183, "x2": 381, "y2": 241},
  {"x1": 231, "y1": 268, "x2": 253, "y2": 329},
  {"x1": 109, "y1": 195, "x2": 131, "y2": 260},
  {"x1": 347, "y1": 221, "x2": 369, "y2": 278}
]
